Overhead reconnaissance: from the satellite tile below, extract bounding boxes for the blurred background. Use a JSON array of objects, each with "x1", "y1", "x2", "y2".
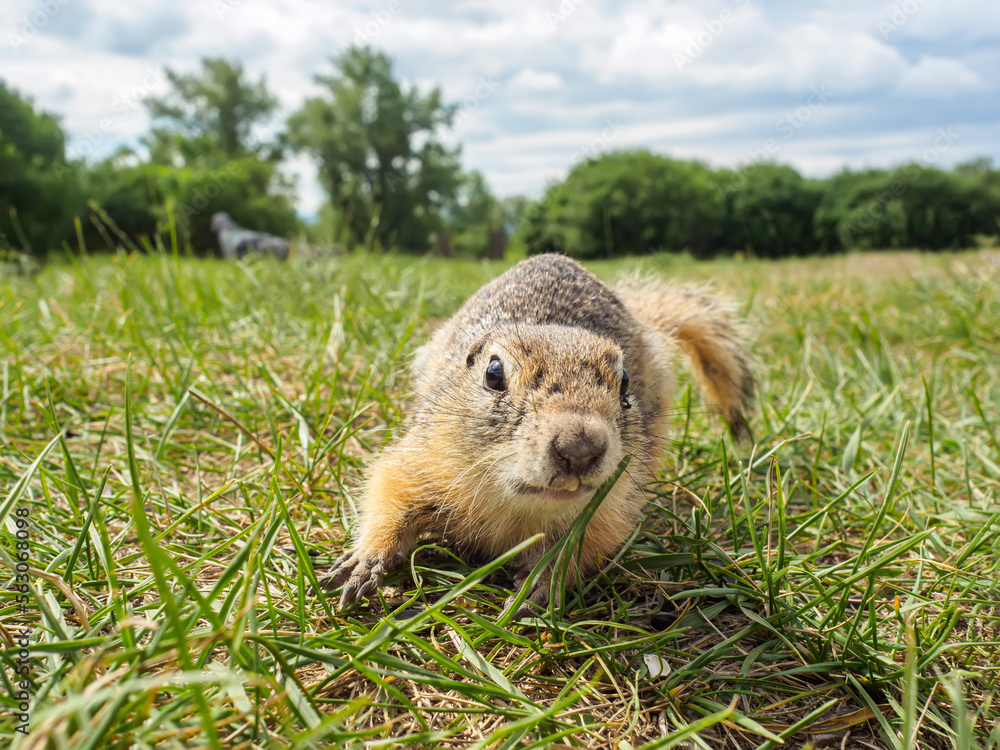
[{"x1": 1, "y1": 0, "x2": 998, "y2": 261}]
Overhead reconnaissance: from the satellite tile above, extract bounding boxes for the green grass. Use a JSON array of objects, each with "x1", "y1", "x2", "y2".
[{"x1": 1, "y1": 247, "x2": 999, "y2": 748}]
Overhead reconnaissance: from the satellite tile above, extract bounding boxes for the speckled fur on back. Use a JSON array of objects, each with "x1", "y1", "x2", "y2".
[
  {"x1": 423, "y1": 254, "x2": 634, "y2": 353},
  {"x1": 320, "y1": 254, "x2": 756, "y2": 615}
]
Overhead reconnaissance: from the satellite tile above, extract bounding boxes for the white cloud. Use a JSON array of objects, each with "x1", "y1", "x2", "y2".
[
  {"x1": 1, "y1": 0, "x2": 998, "y2": 212},
  {"x1": 893, "y1": 56, "x2": 993, "y2": 98},
  {"x1": 872, "y1": 0, "x2": 1000, "y2": 42},
  {"x1": 600, "y1": 9, "x2": 907, "y2": 94},
  {"x1": 508, "y1": 68, "x2": 563, "y2": 91}
]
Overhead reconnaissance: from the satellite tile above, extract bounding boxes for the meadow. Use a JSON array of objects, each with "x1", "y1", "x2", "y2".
[{"x1": 1, "y1": 247, "x2": 999, "y2": 749}]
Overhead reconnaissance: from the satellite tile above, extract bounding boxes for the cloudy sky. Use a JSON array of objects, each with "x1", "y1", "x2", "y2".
[{"x1": 3, "y1": 0, "x2": 998, "y2": 215}]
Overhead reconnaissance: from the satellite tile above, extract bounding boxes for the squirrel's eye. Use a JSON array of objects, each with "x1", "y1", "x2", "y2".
[
  {"x1": 620, "y1": 370, "x2": 630, "y2": 397},
  {"x1": 484, "y1": 358, "x2": 506, "y2": 392}
]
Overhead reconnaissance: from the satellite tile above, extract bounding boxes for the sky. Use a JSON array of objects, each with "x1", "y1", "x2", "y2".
[{"x1": 2, "y1": 0, "x2": 998, "y2": 217}]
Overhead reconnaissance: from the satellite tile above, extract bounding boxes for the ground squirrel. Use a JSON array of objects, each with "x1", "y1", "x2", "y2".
[{"x1": 320, "y1": 254, "x2": 755, "y2": 615}]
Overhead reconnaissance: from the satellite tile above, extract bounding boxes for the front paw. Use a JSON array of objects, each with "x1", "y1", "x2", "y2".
[
  {"x1": 501, "y1": 584, "x2": 551, "y2": 620},
  {"x1": 501, "y1": 562, "x2": 553, "y2": 620},
  {"x1": 318, "y1": 548, "x2": 391, "y2": 609}
]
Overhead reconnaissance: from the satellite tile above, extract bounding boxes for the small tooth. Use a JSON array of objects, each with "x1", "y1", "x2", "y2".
[{"x1": 565, "y1": 478, "x2": 580, "y2": 492}]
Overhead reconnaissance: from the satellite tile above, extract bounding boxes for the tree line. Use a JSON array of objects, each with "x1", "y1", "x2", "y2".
[
  {"x1": 1, "y1": 46, "x2": 998, "y2": 262},
  {"x1": 521, "y1": 151, "x2": 1000, "y2": 259}
]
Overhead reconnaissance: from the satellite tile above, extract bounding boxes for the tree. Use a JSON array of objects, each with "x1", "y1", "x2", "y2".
[
  {"x1": 717, "y1": 163, "x2": 822, "y2": 257},
  {"x1": 812, "y1": 168, "x2": 894, "y2": 252},
  {"x1": 0, "y1": 82, "x2": 81, "y2": 256},
  {"x1": 78, "y1": 151, "x2": 161, "y2": 250},
  {"x1": 287, "y1": 46, "x2": 462, "y2": 252},
  {"x1": 895, "y1": 165, "x2": 1000, "y2": 250},
  {"x1": 64, "y1": 60, "x2": 298, "y2": 256},
  {"x1": 813, "y1": 165, "x2": 1000, "y2": 252},
  {"x1": 111, "y1": 58, "x2": 301, "y2": 254},
  {"x1": 447, "y1": 171, "x2": 504, "y2": 258},
  {"x1": 144, "y1": 58, "x2": 282, "y2": 165},
  {"x1": 519, "y1": 150, "x2": 724, "y2": 259}
]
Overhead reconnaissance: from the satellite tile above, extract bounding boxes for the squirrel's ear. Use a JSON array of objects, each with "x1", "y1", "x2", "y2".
[{"x1": 466, "y1": 336, "x2": 487, "y2": 368}]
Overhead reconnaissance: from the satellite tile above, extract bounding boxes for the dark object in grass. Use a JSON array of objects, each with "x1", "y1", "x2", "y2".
[
  {"x1": 394, "y1": 607, "x2": 424, "y2": 620},
  {"x1": 286, "y1": 547, "x2": 321, "y2": 557},
  {"x1": 650, "y1": 610, "x2": 682, "y2": 631},
  {"x1": 210, "y1": 212, "x2": 292, "y2": 261},
  {"x1": 320, "y1": 254, "x2": 756, "y2": 618}
]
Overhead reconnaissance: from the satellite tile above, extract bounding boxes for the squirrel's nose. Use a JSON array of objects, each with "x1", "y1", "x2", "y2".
[{"x1": 551, "y1": 427, "x2": 608, "y2": 476}]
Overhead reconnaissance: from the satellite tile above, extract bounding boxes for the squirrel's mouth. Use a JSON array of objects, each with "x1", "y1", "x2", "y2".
[
  {"x1": 540, "y1": 485, "x2": 594, "y2": 502},
  {"x1": 514, "y1": 480, "x2": 595, "y2": 502}
]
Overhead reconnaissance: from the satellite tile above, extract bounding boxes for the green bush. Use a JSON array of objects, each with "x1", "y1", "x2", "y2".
[
  {"x1": 172, "y1": 158, "x2": 299, "y2": 254},
  {"x1": 717, "y1": 163, "x2": 822, "y2": 257},
  {"x1": 0, "y1": 83, "x2": 82, "y2": 257},
  {"x1": 78, "y1": 158, "x2": 161, "y2": 250},
  {"x1": 520, "y1": 151, "x2": 723, "y2": 259},
  {"x1": 816, "y1": 165, "x2": 1000, "y2": 252},
  {"x1": 79, "y1": 157, "x2": 299, "y2": 255}
]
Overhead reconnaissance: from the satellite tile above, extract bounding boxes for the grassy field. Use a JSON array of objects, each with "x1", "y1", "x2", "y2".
[{"x1": 1, "y1": 247, "x2": 999, "y2": 748}]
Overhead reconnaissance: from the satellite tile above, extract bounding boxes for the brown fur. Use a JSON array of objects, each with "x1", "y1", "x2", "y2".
[
  {"x1": 618, "y1": 282, "x2": 756, "y2": 441},
  {"x1": 320, "y1": 254, "x2": 755, "y2": 614}
]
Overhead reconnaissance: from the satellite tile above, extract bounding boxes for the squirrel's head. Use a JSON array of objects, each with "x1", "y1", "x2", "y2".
[{"x1": 435, "y1": 323, "x2": 642, "y2": 513}]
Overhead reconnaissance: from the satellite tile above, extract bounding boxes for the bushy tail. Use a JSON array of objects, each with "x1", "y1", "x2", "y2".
[{"x1": 619, "y1": 282, "x2": 757, "y2": 442}]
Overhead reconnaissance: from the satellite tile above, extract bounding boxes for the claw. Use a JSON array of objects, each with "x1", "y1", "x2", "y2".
[
  {"x1": 501, "y1": 595, "x2": 539, "y2": 621},
  {"x1": 317, "y1": 569, "x2": 344, "y2": 592},
  {"x1": 500, "y1": 574, "x2": 552, "y2": 621},
  {"x1": 339, "y1": 583, "x2": 359, "y2": 609},
  {"x1": 356, "y1": 578, "x2": 377, "y2": 600},
  {"x1": 315, "y1": 549, "x2": 357, "y2": 593},
  {"x1": 318, "y1": 546, "x2": 390, "y2": 610}
]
